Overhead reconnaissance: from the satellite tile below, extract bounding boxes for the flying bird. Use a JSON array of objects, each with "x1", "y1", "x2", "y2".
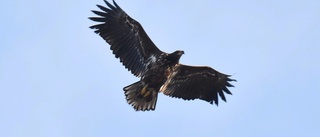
[{"x1": 89, "y1": 0, "x2": 236, "y2": 111}]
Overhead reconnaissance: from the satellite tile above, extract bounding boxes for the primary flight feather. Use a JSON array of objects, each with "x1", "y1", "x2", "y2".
[{"x1": 89, "y1": 0, "x2": 236, "y2": 111}]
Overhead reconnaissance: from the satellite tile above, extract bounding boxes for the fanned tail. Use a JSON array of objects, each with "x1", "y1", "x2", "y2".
[{"x1": 123, "y1": 81, "x2": 158, "y2": 111}]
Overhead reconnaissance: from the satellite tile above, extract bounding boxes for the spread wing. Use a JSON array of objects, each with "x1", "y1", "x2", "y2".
[
  {"x1": 89, "y1": 0, "x2": 162, "y2": 77},
  {"x1": 160, "y1": 64, "x2": 236, "y2": 105}
]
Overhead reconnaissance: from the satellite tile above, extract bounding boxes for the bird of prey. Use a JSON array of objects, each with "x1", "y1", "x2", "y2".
[{"x1": 89, "y1": 0, "x2": 236, "y2": 111}]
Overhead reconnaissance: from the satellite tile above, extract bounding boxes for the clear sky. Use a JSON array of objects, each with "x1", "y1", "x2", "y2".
[{"x1": 1, "y1": 0, "x2": 320, "y2": 137}]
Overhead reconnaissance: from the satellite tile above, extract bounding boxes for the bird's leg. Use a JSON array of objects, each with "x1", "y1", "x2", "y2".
[
  {"x1": 141, "y1": 84, "x2": 148, "y2": 95},
  {"x1": 143, "y1": 90, "x2": 151, "y2": 98},
  {"x1": 141, "y1": 84, "x2": 151, "y2": 97}
]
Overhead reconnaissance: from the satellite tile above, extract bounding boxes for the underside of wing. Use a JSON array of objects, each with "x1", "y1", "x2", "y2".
[
  {"x1": 161, "y1": 64, "x2": 236, "y2": 105},
  {"x1": 89, "y1": 0, "x2": 162, "y2": 77}
]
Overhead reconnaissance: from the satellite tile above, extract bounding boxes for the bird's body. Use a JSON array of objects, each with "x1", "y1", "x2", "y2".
[
  {"x1": 124, "y1": 51, "x2": 184, "y2": 110},
  {"x1": 89, "y1": 0, "x2": 236, "y2": 111}
]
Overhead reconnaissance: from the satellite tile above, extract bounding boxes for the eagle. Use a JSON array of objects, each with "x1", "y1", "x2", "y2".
[{"x1": 89, "y1": 0, "x2": 236, "y2": 111}]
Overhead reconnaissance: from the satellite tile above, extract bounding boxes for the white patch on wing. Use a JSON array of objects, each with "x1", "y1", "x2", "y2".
[
  {"x1": 149, "y1": 55, "x2": 157, "y2": 63},
  {"x1": 145, "y1": 55, "x2": 157, "y2": 66}
]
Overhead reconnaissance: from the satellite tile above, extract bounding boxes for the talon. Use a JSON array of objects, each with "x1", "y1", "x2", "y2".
[
  {"x1": 141, "y1": 84, "x2": 148, "y2": 95},
  {"x1": 143, "y1": 91, "x2": 151, "y2": 97}
]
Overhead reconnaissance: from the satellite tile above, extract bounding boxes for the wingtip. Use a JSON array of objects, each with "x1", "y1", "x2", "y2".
[
  {"x1": 88, "y1": 17, "x2": 95, "y2": 21},
  {"x1": 112, "y1": 0, "x2": 116, "y2": 5},
  {"x1": 112, "y1": 0, "x2": 121, "y2": 9},
  {"x1": 88, "y1": 25, "x2": 94, "y2": 29},
  {"x1": 103, "y1": 0, "x2": 110, "y2": 5},
  {"x1": 214, "y1": 100, "x2": 219, "y2": 106},
  {"x1": 227, "y1": 73, "x2": 237, "y2": 81},
  {"x1": 103, "y1": 0, "x2": 116, "y2": 10}
]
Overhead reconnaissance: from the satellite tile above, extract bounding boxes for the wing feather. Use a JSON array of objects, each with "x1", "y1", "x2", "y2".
[
  {"x1": 93, "y1": 11, "x2": 107, "y2": 17},
  {"x1": 161, "y1": 64, "x2": 236, "y2": 106},
  {"x1": 89, "y1": 0, "x2": 162, "y2": 77},
  {"x1": 97, "y1": 4, "x2": 112, "y2": 13}
]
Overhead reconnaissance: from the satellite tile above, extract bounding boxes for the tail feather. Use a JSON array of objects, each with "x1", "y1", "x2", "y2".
[{"x1": 123, "y1": 81, "x2": 158, "y2": 111}]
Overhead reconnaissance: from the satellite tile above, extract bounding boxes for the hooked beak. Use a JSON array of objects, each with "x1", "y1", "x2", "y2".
[{"x1": 178, "y1": 50, "x2": 185, "y2": 55}]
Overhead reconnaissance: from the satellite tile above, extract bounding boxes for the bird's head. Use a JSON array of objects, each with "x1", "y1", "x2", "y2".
[
  {"x1": 167, "y1": 50, "x2": 184, "y2": 64},
  {"x1": 171, "y1": 50, "x2": 184, "y2": 59},
  {"x1": 174, "y1": 50, "x2": 185, "y2": 56}
]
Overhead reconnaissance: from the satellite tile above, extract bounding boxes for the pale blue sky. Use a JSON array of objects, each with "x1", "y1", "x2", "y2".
[{"x1": 1, "y1": 0, "x2": 320, "y2": 137}]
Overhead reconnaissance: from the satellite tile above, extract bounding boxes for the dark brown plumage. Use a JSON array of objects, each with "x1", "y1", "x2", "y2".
[{"x1": 89, "y1": 0, "x2": 236, "y2": 111}]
